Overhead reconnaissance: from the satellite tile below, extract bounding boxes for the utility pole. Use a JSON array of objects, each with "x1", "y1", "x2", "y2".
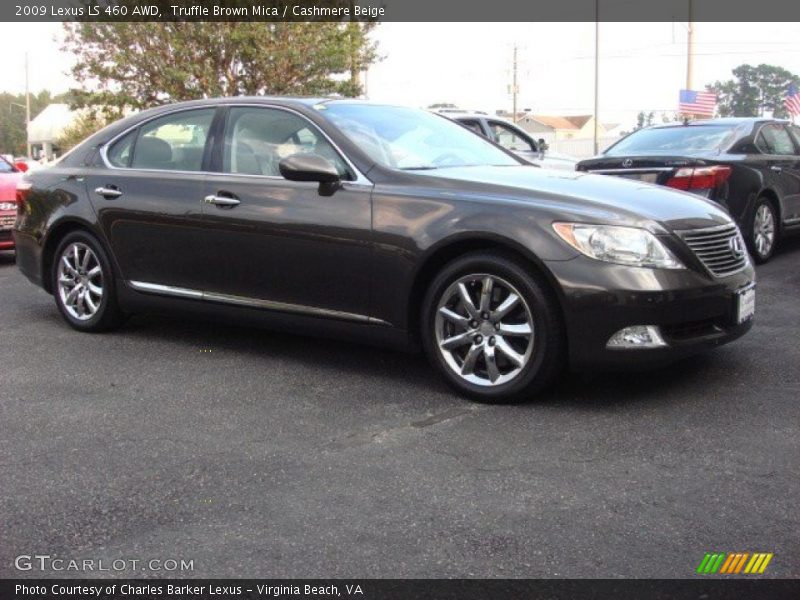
[
  {"x1": 511, "y1": 44, "x2": 519, "y2": 123},
  {"x1": 593, "y1": 2, "x2": 599, "y2": 155},
  {"x1": 25, "y1": 52, "x2": 31, "y2": 159},
  {"x1": 686, "y1": 0, "x2": 694, "y2": 91}
]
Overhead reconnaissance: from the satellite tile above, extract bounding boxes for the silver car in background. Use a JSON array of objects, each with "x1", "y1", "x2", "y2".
[{"x1": 445, "y1": 112, "x2": 578, "y2": 171}]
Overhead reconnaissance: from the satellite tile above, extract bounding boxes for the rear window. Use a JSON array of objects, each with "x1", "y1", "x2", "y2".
[{"x1": 605, "y1": 125, "x2": 739, "y2": 156}]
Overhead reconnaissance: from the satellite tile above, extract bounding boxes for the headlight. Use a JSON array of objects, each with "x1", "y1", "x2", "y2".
[{"x1": 553, "y1": 222, "x2": 684, "y2": 269}]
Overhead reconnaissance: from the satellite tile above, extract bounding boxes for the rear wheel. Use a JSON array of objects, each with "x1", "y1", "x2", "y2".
[
  {"x1": 52, "y1": 230, "x2": 124, "y2": 332},
  {"x1": 747, "y1": 197, "x2": 778, "y2": 263},
  {"x1": 421, "y1": 251, "x2": 564, "y2": 403}
]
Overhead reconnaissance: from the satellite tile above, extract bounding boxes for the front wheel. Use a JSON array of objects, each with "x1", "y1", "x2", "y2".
[
  {"x1": 747, "y1": 198, "x2": 778, "y2": 263},
  {"x1": 421, "y1": 252, "x2": 565, "y2": 403},
  {"x1": 52, "y1": 230, "x2": 124, "y2": 332}
]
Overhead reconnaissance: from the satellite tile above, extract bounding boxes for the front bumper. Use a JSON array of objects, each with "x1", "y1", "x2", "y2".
[{"x1": 547, "y1": 256, "x2": 756, "y2": 370}]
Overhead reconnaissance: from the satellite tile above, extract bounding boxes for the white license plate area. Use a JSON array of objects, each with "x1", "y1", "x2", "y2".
[
  {"x1": 736, "y1": 285, "x2": 756, "y2": 324},
  {"x1": 617, "y1": 173, "x2": 658, "y2": 184}
]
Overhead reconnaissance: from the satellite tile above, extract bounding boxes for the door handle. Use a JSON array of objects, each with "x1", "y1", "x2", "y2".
[
  {"x1": 94, "y1": 186, "x2": 123, "y2": 199},
  {"x1": 770, "y1": 165, "x2": 783, "y2": 173},
  {"x1": 204, "y1": 194, "x2": 241, "y2": 207}
]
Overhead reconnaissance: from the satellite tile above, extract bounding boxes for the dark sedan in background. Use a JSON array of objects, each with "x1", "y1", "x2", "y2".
[
  {"x1": 14, "y1": 98, "x2": 754, "y2": 402},
  {"x1": 578, "y1": 118, "x2": 800, "y2": 263}
]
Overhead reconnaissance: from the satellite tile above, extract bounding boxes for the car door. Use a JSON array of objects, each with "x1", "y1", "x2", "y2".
[
  {"x1": 782, "y1": 124, "x2": 800, "y2": 224},
  {"x1": 83, "y1": 107, "x2": 218, "y2": 291},
  {"x1": 200, "y1": 105, "x2": 373, "y2": 320},
  {"x1": 486, "y1": 120, "x2": 540, "y2": 164},
  {"x1": 755, "y1": 123, "x2": 800, "y2": 222}
]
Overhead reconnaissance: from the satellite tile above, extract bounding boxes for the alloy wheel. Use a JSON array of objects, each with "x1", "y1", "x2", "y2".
[
  {"x1": 435, "y1": 273, "x2": 535, "y2": 387},
  {"x1": 57, "y1": 242, "x2": 104, "y2": 321},
  {"x1": 754, "y1": 203, "x2": 776, "y2": 258}
]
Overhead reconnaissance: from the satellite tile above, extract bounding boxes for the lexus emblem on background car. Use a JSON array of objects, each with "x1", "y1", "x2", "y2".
[{"x1": 622, "y1": 158, "x2": 634, "y2": 168}]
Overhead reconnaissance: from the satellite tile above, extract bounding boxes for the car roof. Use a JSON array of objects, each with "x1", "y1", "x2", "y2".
[
  {"x1": 448, "y1": 112, "x2": 495, "y2": 120},
  {"x1": 647, "y1": 117, "x2": 787, "y2": 130}
]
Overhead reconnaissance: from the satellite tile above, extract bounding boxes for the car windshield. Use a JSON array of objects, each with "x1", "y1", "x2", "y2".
[
  {"x1": 605, "y1": 125, "x2": 739, "y2": 156},
  {"x1": 0, "y1": 156, "x2": 15, "y2": 173},
  {"x1": 317, "y1": 103, "x2": 519, "y2": 170}
]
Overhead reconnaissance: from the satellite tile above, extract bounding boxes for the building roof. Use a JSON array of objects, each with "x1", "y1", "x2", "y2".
[{"x1": 526, "y1": 115, "x2": 593, "y2": 130}]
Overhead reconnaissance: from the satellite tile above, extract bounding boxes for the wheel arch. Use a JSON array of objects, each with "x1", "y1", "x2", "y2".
[
  {"x1": 406, "y1": 233, "x2": 567, "y2": 343},
  {"x1": 41, "y1": 218, "x2": 107, "y2": 294},
  {"x1": 756, "y1": 188, "x2": 782, "y2": 228}
]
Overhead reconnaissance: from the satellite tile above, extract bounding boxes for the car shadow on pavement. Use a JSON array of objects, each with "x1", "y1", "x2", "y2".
[
  {"x1": 0, "y1": 251, "x2": 16, "y2": 265},
  {"x1": 120, "y1": 311, "x2": 731, "y2": 411}
]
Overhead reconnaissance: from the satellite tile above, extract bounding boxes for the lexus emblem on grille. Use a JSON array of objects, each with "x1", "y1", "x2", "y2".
[
  {"x1": 729, "y1": 235, "x2": 744, "y2": 258},
  {"x1": 622, "y1": 158, "x2": 634, "y2": 168}
]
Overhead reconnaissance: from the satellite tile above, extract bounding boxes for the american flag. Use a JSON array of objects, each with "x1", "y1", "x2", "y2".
[
  {"x1": 784, "y1": 84, "x2": 800, "y2": 117},
  {"x1": 679, "y1": 89, "x2": 717, "y2": 117}
]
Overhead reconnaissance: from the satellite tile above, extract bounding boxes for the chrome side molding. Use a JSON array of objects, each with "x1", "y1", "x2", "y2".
[{"x1": 127, "y1": 280, "x2": 388, "y2": 325}]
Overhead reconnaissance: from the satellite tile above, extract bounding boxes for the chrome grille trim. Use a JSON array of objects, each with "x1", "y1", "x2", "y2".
[{"x1": 678, "y1": 223, "x2": 749, "y2": 277}]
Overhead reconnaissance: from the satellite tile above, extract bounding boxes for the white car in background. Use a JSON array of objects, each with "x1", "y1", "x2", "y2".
[{"x1": 445, "y1": 112, "x2": 578, "y2": 171}]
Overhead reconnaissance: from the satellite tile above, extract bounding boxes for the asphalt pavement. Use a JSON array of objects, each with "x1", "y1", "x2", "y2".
[{"x1": 1, "y1": 237, "x2": 798, "y2": 578}]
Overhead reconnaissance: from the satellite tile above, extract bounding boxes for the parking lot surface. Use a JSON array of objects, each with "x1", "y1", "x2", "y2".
[{"x1": 1, "y1": 239, "x2": 798, "y2": 578}]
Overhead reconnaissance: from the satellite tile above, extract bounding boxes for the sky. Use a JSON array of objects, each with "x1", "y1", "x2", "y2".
[{"x1": 1, "y1": 21, "x2": 800, "y2": 129}]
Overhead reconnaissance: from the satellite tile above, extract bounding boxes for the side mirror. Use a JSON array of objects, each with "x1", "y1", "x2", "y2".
[
  {"x1": 537, "y1": 138, "x2": 547, "y2": 159},
  {"x1": 14, "y1": 161, "x2": 28, "y2": 173},
  {"x1": 279, "y1": 154, "x2": 340, "y2": 184}
]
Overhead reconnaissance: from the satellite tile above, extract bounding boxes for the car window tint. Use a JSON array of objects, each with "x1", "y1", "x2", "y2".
[
  {"x1": 606, "y1": 125, "x2": 738, "y2": 155},
  {"x1": 757, "y1": 124, "x2": 795, "y2": 155},
  {"x1": 131, "y1": 109, "x2": 215, "y2": 171},
  {"x1": 489, "y1": 121, "x2": 533, "y2": 152},
  {"x1": 786, "y1": 125, "x2": 800, "y2": 155},
  {"x1": 459, "y1": 120, "x2": 485, "y2": 135},
  {"x1": 223, "y1": 107, "x2": 350, "y2": 179},
  {"x1": 107, "y1": 130, "x2": 136, "y2": 167}
]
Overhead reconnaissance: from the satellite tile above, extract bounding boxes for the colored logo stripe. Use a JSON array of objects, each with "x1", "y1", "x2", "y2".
[{"x1": 697, "y1": 552, "x2": 773, "y2": 574}]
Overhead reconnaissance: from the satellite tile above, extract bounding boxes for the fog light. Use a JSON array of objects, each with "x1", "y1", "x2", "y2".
[{"x1": 607, "y1": 325, "x2": 667, "y2": 349}]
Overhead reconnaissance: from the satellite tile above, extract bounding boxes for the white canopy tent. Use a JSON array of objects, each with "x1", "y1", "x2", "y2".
[{"x1": 27, "y1": 103, "x2": 78, "y2": 161}]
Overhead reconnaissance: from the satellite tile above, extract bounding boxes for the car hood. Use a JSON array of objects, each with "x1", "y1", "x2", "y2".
[
  {"x1": 411, "y1": 165, "x2": 733, "y2": 231},
  {"x1": 0, "y1": 172, "x2": 20, "y2": 201}
]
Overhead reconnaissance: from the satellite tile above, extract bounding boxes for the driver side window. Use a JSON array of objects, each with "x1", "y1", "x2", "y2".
[
  {"x1": 222, "y1": 107, "x2": 351, "y2": 179},
  {"x1": 488, "y1": 121, "x2": 535, "y2": 152}
]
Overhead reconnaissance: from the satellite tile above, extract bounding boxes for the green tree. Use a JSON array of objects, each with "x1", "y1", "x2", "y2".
[
  {"x1": 55, "y1": 110, "x2": 110, "y2": 153},
  {"x1": 63, "y1": 21, "x2": 379, "y2": 111},
  {"x1": 0, "y1": 90, "x2": 67, "y2": 155},
  {"x1": 708, "y1": 64, "x2": 800, "y2": 118},
  {"x1": 634, "y1": 111, "x2": 654, "y2": 130}
]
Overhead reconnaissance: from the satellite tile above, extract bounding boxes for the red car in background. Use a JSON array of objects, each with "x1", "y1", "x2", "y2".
[{"x1": 0, "y1": 155, "x2": 22, "y2": 250}]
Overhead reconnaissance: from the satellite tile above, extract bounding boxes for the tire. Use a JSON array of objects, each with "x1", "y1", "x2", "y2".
[
  {"x1": 747, "y1": 197, "x2": 778, "y2": 263},
  {"x1": 421, "y1": 251, "x2": 565, "y2": 403},
  {"x1": 51, "y1": 230, "x2": 124, "y2": 332}
]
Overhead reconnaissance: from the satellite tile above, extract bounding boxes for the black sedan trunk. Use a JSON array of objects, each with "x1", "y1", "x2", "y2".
[{"x1": 576, "y1": 155, "x2": 706, "y2": 186}]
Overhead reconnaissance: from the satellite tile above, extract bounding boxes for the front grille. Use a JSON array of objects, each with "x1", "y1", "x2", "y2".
[
  {"x1": 679, "y1": 223, "x2": 749, "y2": 277},
  {"x1": 0, "y1": 215, "x2": 15, "y2": 229},
  {"x1": 0, "y1": 230, "x2": 12, "y2": 242}
]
